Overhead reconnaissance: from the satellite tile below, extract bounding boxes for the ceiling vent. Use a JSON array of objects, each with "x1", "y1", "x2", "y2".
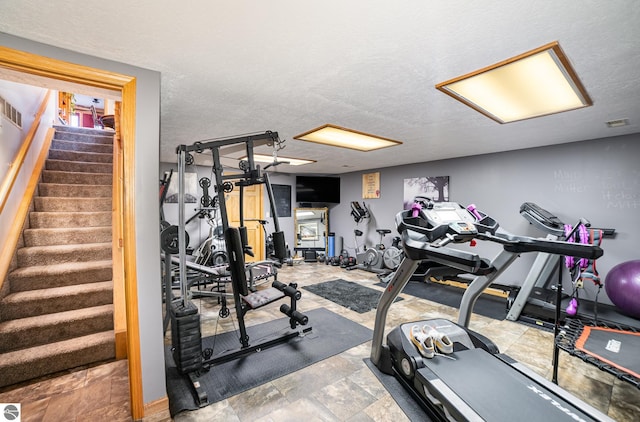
[{"x1": 605, "y1": 118, "x2": 629, "y2": 128}]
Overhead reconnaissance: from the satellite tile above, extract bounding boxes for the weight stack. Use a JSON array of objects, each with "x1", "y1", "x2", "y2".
[{"x1": 170, "y1": 300, "x2": 203, "y2": 374}]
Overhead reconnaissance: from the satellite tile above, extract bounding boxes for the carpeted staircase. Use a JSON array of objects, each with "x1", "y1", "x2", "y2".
[{"x1": 0, "y1": 125, "x2": 116, "y2": 388}]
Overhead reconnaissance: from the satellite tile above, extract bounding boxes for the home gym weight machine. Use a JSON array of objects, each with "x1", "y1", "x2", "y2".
[
  {"x1": 370, "y1": 200, "x2": 612, "y2": 421},
  {"x1": 166, "y1": 131, "x2": 310, "y2": 407}
]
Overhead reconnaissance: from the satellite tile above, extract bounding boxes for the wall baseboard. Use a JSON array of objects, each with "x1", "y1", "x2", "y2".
[{"x1": 143, "y1": 396, "x2": 169, "y2": 420}]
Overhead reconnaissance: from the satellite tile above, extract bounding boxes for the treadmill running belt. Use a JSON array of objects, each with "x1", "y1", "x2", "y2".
[
  {"x1": 417, "y1": 348, "x2": 600, "y2": 421},
  {"x1": 576, "y1": 326, "x2": 640, "y2": 379}
]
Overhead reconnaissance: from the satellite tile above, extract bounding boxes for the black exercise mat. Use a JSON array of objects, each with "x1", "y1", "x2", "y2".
[
  {"x1": 364, "y1": 358, "x2": 431, "y2": 421},
  {"x1": 165, "y1": 307, "x2": 372, "y2": 416},
  {"x1": 303, "y1": 279, "x2": 402, "y2": 313},
  {"x1": 375, "y1": 280, "x2": 506, "y2": 321}
]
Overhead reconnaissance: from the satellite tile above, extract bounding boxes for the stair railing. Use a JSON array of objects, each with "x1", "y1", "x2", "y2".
[{"x1": 0, "y1": 90, "x2": 54, "y2": 294}]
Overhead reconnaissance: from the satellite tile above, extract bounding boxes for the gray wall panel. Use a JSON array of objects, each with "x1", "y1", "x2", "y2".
[{"x1": 331, "y1": 134, "x2": 640, "y2": 306}]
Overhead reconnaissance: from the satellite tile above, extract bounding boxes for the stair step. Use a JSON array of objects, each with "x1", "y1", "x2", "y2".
[
  {"x1": 7, "y1": 260, "x2": 113, "y2": 291},
  {"x1": 17, "y1": 242, "x2": 112, "y2": 266},
  {"x1": 0, "y1": 331, "x2": 115, "y2": 388},
  {"x1": 0, "y1": 305, "x2": 114, "y2": 353},
  {"x1": 45, "y1": 159, "x2": 112, "y2": 174},
  {"x1": 48, "y1": 149, "x2": 113, "y2": 164},
  {"x1": 23, "y1": 227, "x2": 112, "y2": 247},
  {"x1": 51, "y1": 138, "x2": 113, "y2": 154},
  {"x1": 38, "y1": 183, "x2": 112, "y2": 198},
  {"x1": 42, "y1": 170, "x2": 112, "y2": 185},
  {"x1": 0, "y1": 281, "x2": 113, "y2": 319},
  {"x1": 35, "y1": 196, "x2": 112, "y2": 212},
  {"x1": 0, "y1": 124, "x2": 118, "y2": 389},
  {"x1": 53, "y1": 125, "x2": 115, "y2": 140},
  {"x1": 30, "y1": 211, "x2": 111, "y2": 228}
]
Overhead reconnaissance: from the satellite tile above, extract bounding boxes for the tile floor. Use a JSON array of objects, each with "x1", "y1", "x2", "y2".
[{"x1": 1, "y1": 263, "x2": 639, "y2": 421}]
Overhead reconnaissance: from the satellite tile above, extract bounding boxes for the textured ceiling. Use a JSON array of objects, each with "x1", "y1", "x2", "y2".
[{"x1": 1, "y1": 1, "x2": 639, "y2": 174}]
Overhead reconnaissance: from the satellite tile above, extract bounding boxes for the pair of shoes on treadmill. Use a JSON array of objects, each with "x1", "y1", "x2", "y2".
[
  {"x1": 409, "y1": 325, "x2": 454, "y2": 358},
  {"x1": 410, "y1": 325, "x2": 436, "y2": 358},
  {"x1": 425, "y1": 327, "x2": 454, "y2": 355}
]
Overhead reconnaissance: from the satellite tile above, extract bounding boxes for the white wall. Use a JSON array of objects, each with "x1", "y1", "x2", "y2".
[{"x1": 0, "y1": 81, "x2": 54, "y2": 256}]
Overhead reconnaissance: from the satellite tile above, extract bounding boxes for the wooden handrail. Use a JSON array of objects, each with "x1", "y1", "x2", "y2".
[
  {"x1": 0, "y1": 127, "x2": 55, "y2": 293},
  {"x1": 111, "y1": 104, "x2": 128, "y2": 360},
  {"x1": 0, "y1": 90, "x2": 51, "y2": 214}
]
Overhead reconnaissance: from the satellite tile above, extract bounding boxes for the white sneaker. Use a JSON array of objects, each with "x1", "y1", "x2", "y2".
[
  {"x1": 424, "y1": 326, "x2": 454, "y2": 355},
  {"x1": 410, "y1": 325, "x2": 435, "y2": 358}
]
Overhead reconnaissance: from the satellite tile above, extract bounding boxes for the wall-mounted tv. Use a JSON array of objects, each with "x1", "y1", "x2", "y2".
[{"x1": 296, "y1": 176, "x2": 340, "y2": 204}]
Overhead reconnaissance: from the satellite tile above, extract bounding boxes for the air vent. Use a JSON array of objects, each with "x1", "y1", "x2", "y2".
[
  {"x1": 0, "y1": 96, "x2": 23, "y2": 129},
  {"x1": 605, "y1": 118, "x2": 629, "y2": 128}
]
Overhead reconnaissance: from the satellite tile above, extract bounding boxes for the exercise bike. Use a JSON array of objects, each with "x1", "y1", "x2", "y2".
[
  {"x1": 370, "y1": 200, "x2": 611, "y2": 421},
  {"x1": 354, "y1": 228, "x2": 394, "y2": 273},
  {"x1": 350, "y1": 201, "x2": 402, "y2": 273},
  {"x1": 191, "y1": 212, "x2": 227, "y2": 267}
]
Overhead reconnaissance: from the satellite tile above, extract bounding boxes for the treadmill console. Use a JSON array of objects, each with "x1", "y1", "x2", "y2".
[
  {"x1": 519, "y1": 202, "x2": 565, "y2": 237},
  {"x1": 420, "y1": 202, "x2": 478, "y2": 236},
  {"x1": 397, "y1": 201, "x2": 499, "y2": 246}
]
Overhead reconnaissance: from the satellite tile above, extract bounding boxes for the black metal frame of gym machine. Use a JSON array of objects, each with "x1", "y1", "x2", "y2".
[
  {"x1": 171, "y1": 131, "x2": 310, "y2": 406},
  {"x1": 175, "y1": 131, "x2": 285, "y2": 341}
]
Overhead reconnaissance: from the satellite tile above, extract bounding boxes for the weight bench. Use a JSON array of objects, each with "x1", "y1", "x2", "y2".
[{"x1": 226, "y1": 226, "x2": 309, "y2": 329}]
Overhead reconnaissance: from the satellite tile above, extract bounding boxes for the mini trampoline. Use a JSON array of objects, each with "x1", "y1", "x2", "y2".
[{"x1": 556, "y1": 318, "x2": 640, "y2": 388}]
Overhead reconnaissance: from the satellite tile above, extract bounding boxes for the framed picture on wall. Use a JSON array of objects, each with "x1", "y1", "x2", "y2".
[
  {"x1": 164, "y1": 172, "x2": 198, "y2": 203},
  {"x1": 272, "y1": 184, "x2": 292, "y2": 217},
  {"x1": 403, "y1": 176, "x2": 449, "y2": 209}
]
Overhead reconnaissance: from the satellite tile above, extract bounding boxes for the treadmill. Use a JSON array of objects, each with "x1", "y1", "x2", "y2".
[
  {"x1": 370, "y1": 201, "x2": 613, "y2": 421},
  {"x1": 505, "y1": 202, "x2": 630, "y2": 329}
]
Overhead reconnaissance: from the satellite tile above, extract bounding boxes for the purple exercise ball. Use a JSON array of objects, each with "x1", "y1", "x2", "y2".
[{"x1": 605, "y1": 259, "x2": 640, "y2": 320}]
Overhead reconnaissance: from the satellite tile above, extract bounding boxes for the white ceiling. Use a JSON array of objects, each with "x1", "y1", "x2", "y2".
[{"x1": 1, "y1": 1, "x2": 638, "y2": 174}]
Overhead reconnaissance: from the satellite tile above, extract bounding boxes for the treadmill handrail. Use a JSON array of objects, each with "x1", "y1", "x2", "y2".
[
  {"x1": 398, "y1": 205, "x2": 604, "y2": 262},
  {"x1": 479, "y1": 231, "x2": 604, "y2": 260}
]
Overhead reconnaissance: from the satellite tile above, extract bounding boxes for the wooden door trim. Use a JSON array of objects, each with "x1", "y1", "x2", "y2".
[{"x1": 0, "y1": 46, "x2": 144, "y2": 420}]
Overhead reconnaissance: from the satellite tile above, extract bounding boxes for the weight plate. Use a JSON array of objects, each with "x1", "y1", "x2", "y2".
[
  {"x1": 160, "y1": 225, "x2": 190, "y2": 254},
  {"x1": 211, "y1": 251, "x2": 228, "y2": 266}
]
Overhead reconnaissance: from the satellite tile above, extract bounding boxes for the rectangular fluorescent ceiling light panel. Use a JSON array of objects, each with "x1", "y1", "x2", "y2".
[
  {"x1": 242, "y1": 154, "x2": 315, "y2": 166},
  {"x1": 294, "y1": 124, "x2": 402, "y2": 151},
  {"x1": 436, "y1": 41, "x2": 592, "y2": 123},
  {"x1": 296, "y1": 210, "x2": 315, "y2": 217}
]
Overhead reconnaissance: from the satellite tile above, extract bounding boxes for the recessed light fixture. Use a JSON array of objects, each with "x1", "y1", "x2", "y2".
[
  {"x1": 294, "y1": 124, "x2": 402, "y2": 151},
  {"x1": 436, "y1": 41, "x2": 592, "y2": 123},
  {"x1": 241, "y1": 153, "x2": 315, "y2": 166}
]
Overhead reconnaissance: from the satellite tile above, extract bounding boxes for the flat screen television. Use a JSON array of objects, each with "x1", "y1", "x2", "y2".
[{"x1": 296, "y1": 176, "x2": 340, "y2": 204}]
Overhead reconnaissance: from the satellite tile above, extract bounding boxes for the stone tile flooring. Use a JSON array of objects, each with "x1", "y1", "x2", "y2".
[{"x1": 1, "y1": 263, "x2": 638, "y2": 421}]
